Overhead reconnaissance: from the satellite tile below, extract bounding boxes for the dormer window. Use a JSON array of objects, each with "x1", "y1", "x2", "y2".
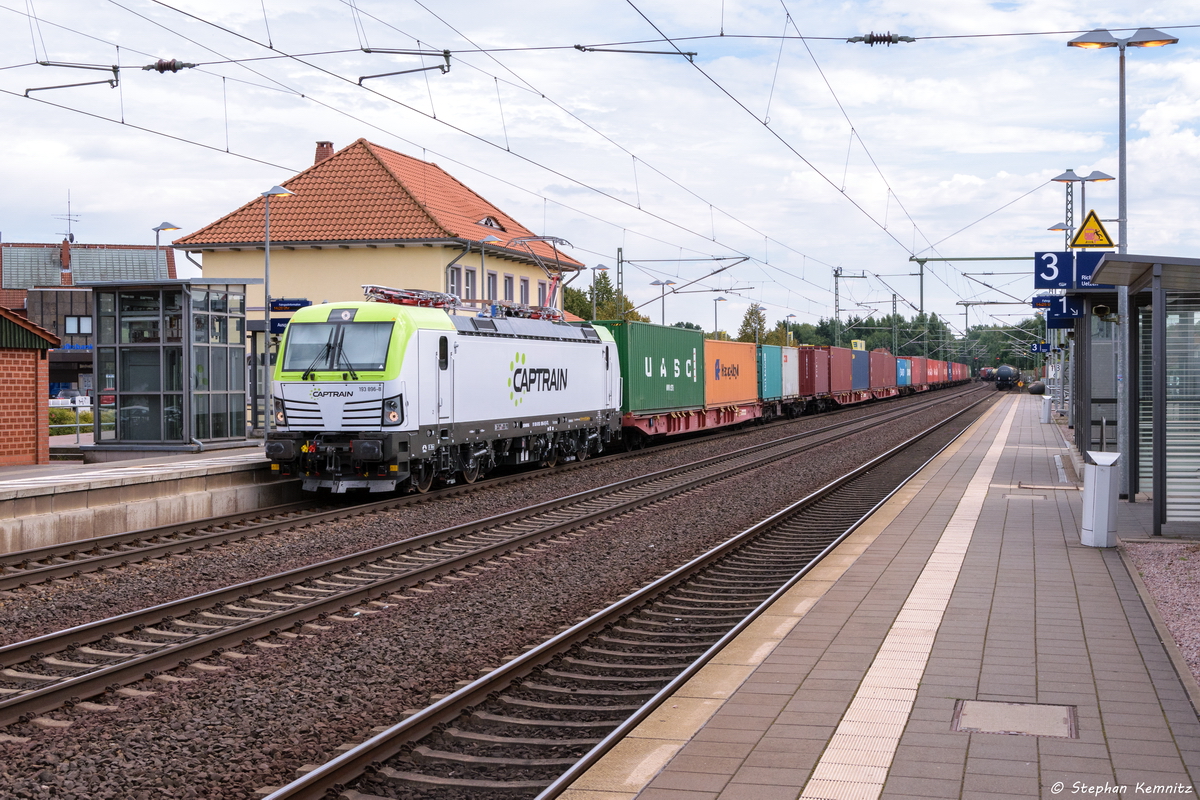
[{"x1": 477, "y1": 216, "x2": 505, "y2": 231}]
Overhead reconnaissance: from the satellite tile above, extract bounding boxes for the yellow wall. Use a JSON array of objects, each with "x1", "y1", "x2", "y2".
[{"x1": 194, "y1": 245, "x2": 565, "y2": 313}]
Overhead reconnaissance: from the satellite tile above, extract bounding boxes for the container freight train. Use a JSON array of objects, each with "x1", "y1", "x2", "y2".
[{"x1": 265, "y1": 287, "x2": 970, "y2": 493}]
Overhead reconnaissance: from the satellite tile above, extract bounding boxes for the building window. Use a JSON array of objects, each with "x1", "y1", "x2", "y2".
[
  {"x1": 520, "y1": 278, "x2": 529, "y2": 305},
  {"x1": 477, "y1": 216, "x2": 505, "y2": 231},
  {"x1": 464, "y1": 269, "x2": 477, "y2": 301},
  {"x1": 65, "y1": 316, "x2": 93, "y2": 335},
  {"x1": 503, "y1": 275, "x2": 514, "y2": 302},
  {"x1": 487, "y1": 271, "x2": 498, "y2": 301},
  {"x1": 448, "y1": 267, "x2": 462, "y2": 297},
  {"x1": 538, "y1": 281, "x2": 547, "y2": 306}
]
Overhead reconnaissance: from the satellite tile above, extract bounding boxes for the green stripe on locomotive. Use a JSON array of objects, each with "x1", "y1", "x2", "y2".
[{"x1": 273, "y1": 302, "x2": 454, "y2": 382}]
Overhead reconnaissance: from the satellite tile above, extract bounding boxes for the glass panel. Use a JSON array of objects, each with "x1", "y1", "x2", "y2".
[
  {"x1": 79, "y1": 316, "x2": 92, "y2": 335},
  {"x1": 279, "y1": 322, "x2": 393, "y2": 372},
  {"x1": 120, "y1": 349, "x2": 161, "y2": 392},
  {"x1": 211, "y1": 347, "x2": 228, "y2": 391},
  {"x1": 164, "y1": 347, "x2": 184, "y2": 392},
  {"x1": 165, "y1": 310, "x2": 183, "y2": 343},
  {"x1": 193, "y1": 314, "x2": 208, "y2": 343},
  {"x1": 119, "y1": 394, "x2": 162, "y2": 440},
  {"x1": 210, "y1": 292, "x2": 228, "y2": 313},
  {"x1": 99, "y1": 316, "x2": 116, "y2": 344},
  {"x1": 210, "y1": 393, "x2": 228, "y2": 438},
  {"x1": 97, "y1": 349, "x2": 117, "y2": 392},
  {"x1": 119, "y1": 291, "x2": 160, "y2": 314},
  {"x1": 96, "y1": 394, "x2": 116, "y2": 441},
  {"x1": 230, "y1": 395, "x2": 245, "y2": 437},
  {"x1": 193, "y1": 346, "x2": 209, "y2": 391},
  {"x1": 210, "y1": 316, "x2": 227, "y2": 344},
  {"x1": 193, "y1": 393, "x2": 209, "y2": 439},
  {"x1": 97, "y1": 292, "x2": 115, "y2": 314},
  {"x1": 192, "y1": 291, "x2": 208, "y2": 311},
  {"x1": 464, "y1": 270, "x2": 476, "y2": 301},
  {"x1": 65, "y1": 317, "x2": 79, "y2": 335},
  {"x1": 120, "y1": 318, "x2": 161, "y2": 344},
  {"x1": 230, "y1": 294, "x2": 244, "y2": 313},
  {"x1": 230, "y1": 318, "x2": 245, "y2": 345},
  {"x1": 229, "y1": 347, "x2": 245, "y2": 390},
  {"x1": 165, "y1": 291, "x2": 183, "y2": 312},
  {"x1": 163, "y1": 394, "x2": 183, "y2": 441}
]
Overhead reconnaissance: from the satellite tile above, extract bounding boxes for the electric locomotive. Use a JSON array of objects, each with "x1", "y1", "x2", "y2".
[{"x1": 265, "y1": 286, "x2": 622, "y2": 493}]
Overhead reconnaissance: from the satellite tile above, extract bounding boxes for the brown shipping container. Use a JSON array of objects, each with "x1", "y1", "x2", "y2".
[
  {"x1": 931, "y1": 360, "x2": 946, "y2": 383},
  {"x1": 910, "y1": 356, "x2": 927, "y2": 385},
  {"x1": 798, "y1": 346, "x2": 830, "y2": 396},
  {"x1": 869, "y1": 350, "x2": 896, "y2": 389},
  {"x1": 826, "y1": 346, "x2": 853, "y2": 393},
  {"x1": 705, "y1": 340, "x2": 759, "y2": 407}
]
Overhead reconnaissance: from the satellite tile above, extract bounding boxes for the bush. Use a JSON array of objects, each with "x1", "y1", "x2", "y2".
[{"x1": 48, "y1": 407, "x2": 95, "y2": 433}]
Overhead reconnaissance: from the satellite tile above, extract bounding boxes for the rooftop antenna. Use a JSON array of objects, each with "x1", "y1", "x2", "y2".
[{"x1": 53, "y1": 190, "x2": 80, "y2": 243}]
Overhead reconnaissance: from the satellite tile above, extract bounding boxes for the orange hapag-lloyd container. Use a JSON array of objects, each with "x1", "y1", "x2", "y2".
[{"x1": 704, "y1": 340, "x2": 759, "y2": 407}]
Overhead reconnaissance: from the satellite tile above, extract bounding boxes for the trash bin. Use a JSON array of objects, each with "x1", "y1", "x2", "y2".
[
  {"x1": 1041, "y1": 396, "x2": 1052, "y2": 424},
  {"x1": 1081, "y1": 451, "x2": 1120, "y2": 548}
]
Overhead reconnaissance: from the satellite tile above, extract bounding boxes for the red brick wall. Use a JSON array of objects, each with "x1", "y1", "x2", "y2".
[{"x1": 0, "y1": 348, "x2": 49, "y2": 466}]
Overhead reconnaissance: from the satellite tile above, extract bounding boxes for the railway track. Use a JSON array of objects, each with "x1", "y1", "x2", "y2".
[
  {"x1": 0, "y1": 389, "x2": 981, "y2": 729},
  {"x1": 0, "y1": 386, "x2": 980, "y2": 592},
  {"x1": 261, "y1": 394, "x2": 994, "y2": 799}
]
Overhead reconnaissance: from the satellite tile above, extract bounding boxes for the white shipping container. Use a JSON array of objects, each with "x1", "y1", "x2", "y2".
[{"x1": 781, "y1": 346, "x2": 800, "y2": 400}]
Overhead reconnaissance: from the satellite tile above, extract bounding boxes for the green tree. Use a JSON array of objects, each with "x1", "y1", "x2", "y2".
[
  {"x1": 736, "y1": 303, "x2": 768, "y2": 343},
  {"x1": 566, "y1": 271, "x2": 648, "y2": 322},
  {"x1": 672, "y1": 321, "x2": 702, "y2": 330},
  {"x1": 563, "y1": 285, "x2": 591, "y2": 320}
]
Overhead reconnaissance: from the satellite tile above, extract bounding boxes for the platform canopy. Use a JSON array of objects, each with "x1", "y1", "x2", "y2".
[{"x1": 1092, "y1": 253, "x2": 1200, "y2": 292}]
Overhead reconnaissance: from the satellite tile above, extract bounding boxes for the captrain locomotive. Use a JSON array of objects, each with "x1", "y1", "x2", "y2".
[
  {"x1": 265, "y1": 287, "x2": 621, "y2": 493},
  {"x1": 265, "y1": 286, "x2": 971, "y2": 493}
]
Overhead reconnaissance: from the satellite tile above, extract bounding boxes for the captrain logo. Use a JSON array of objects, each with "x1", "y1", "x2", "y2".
[{"x1": 508, "y1": 351, "x2": 568, "y2": 406}]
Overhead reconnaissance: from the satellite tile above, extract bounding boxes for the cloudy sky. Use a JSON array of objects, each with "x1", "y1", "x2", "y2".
[{"x1": 1, "y1": 1, "x2": 1196, "y2": 333}]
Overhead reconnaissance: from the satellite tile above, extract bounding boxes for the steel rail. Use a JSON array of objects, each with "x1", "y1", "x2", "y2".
[
  {"x1": 0, "y1": 386, "x2": 976, "y2": 591},
  {"x1": 261, "y1": 395, "x2": 993, "y2": 800},
  {"x1": 0, "y1": 390, "x2": 980, "y2": 728}
]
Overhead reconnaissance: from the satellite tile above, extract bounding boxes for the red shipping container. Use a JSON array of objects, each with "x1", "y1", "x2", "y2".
[
  {"x1": 932, "y1": 360, "x2": 946, "y2": 383},
  {"x1": 798, "y1": 346, "x2": 830, "y2": 396},
  {"x1": 826, "y1": 346, "x2": 853, "y2": 393},
  {"x1": 869, "y1": 350, "x2": 896, "y2": 389},
  {"x1": 910, "y1": 356, "x2": 927, "y2": 385}
]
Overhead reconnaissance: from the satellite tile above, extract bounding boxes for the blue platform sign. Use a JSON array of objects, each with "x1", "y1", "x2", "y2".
[
  {"x1": 1074, "y1": 251, "x2": 1115, "y2": 289},
  {"x1": 1034, "y1": 252, "x2": 1072, "y2": 289},
  {"x1": 1046, "y1": 295, "x2": 1085, "y2": 318},
  {"x1": 271, "y1": 298, "x2": 312, "y2": 312},
  {"x1": 269, "y1": 318, "x2": 289, "y2": 334},
  {"x1": 1030, "y1": 342, "x2": 1051, "y2": 353}
]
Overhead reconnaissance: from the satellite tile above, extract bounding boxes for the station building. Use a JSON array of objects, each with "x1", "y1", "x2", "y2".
[{"x1": 173, "y1": 139, "x2": 585, "y2": 315}]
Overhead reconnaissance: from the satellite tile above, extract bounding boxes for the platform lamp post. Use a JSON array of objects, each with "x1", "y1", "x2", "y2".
[
  {"x1": 714, "y1": 296, "x2": 727, "y2": 338},
  {"x1": 590, "y1": 264, "x2": 609, "y2": 319},
  {"x1": 262, "y1": 184, "x2": 295, "y2": 436},
  {"x1": 786, "y1": 313, "x2": 796, "y2": 346},
  {"x1": 650, "y1": 279, "x2": 676, "y2": 325},
  {"x1": 152, "y1": 222, "x2": 180, "y2": 272},
  {"x1": 479, "y1": 234, "x2": 501, "y2": 302},
  {"x1": 1068, "y1": 26, "x2": 1177, "y2": 498}
]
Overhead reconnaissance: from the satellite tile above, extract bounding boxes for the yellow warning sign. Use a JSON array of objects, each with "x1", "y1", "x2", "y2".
[{"x1": 1070, "y1": 210, "x2": 1115, "y2": 249}]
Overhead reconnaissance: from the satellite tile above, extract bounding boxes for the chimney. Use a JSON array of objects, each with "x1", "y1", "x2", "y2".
[
  {"x1": 314, "y1": 141, "x2": 334, "y2": 165},
  {"x1": 60, "y1": 238, "x2": 73, "y2": 287}
]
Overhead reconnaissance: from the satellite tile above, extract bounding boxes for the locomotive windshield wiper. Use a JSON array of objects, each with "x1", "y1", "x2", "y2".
[
  {"x1": 302, "y1": 328, "x2": 338, "y2": 381},
  {"x1": 332, "y1": 327, "x2": 359, "y2": 381}
]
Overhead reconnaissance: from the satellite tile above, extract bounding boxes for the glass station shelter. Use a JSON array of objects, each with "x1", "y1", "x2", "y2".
[{"x1": 82, "y1": 280, "x2": 259, "y2": 460}]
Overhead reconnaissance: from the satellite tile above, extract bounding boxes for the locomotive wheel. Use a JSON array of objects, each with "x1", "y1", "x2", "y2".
[
  {"x1": 575, "y1": 446, "x2": 588, "y2": 463},
  {"x1": 461, "y1": 460, "x2": 481, "y2": 484},
  {"x1": 413, "y1": 466, "x2": 435, "y2": 494},
  {"x1": 542, "y1": 450, "x2": 559, "y2": 468}
]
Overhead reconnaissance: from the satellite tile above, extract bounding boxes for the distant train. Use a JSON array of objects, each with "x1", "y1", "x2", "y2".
[
  {"x1": 994, "y1": 364, "x2": 1019, "y2": 390},
  {"x1": 264, "y1": 287, "x2": 971, "y2": 493}
]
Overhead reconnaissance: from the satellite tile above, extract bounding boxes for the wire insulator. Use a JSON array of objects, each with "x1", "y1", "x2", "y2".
[{"x1": 142, "y1": 59, "x2": 197, "y2": 73}]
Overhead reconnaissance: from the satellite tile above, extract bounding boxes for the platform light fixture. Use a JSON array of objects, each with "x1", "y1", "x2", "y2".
[
  {"x1": 262, "y1": 184, "x2": 295, "y2": 435},
  {"x1": 714, "y1": 296, "x2": 727, "y2": 336},
  {"x1": 650, "y1": 279, "x2": 676, "y2": 325},
  {"x1": 590, "y1": 264, "x2": 609, "y2": 319},
  {"x1": 152, "y1": 222, "x2": 180, "y2": 273}
]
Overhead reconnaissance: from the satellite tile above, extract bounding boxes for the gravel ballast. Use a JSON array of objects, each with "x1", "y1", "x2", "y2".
[
  {"x1": 1124, "y1": 541, "x2": 1200, "y2": 687},
  {"x1": 0, "y1": 391, "x2": 990, "y2": 799}
]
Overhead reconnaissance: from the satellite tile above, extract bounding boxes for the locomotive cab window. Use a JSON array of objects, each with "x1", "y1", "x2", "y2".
[{"x1": 281, "y1": 321, "x2": 394, "y2": 372}]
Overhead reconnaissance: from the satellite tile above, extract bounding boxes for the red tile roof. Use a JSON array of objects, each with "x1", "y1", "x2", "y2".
[{"x1": 176, "y1": 139, "x2": 583, "y2": 269}]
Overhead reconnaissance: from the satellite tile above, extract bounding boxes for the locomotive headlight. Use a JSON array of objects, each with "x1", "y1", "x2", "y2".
[
  {"x1": 382, "y1": 394, "x2": 403, "y2": 426},
  {"x1": 273, "y1": 398, "x2": 287, "y2": 426}
]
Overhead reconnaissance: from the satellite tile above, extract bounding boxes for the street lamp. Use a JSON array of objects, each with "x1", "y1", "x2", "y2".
[
  {"x1": 786, "y1": 313, "x2": 796, "y2": 346},
  {"x1": 1068, "y1": 26, "x2": 1177, "y2": 497},
  {"x1": 714, "y1": 296, "x2": 727, "y2": 337},
  {"x1": 152, "y1": 222, "x2": 180, "y2": 273},
  {"x1": 1050, "y1": 169, "x2": 1083, "y2": 248},
  {"x1": 650, "y1": 279, "x2": 676, "y2": 325},
  {"x1": 590, "y1": 264, "x2": 609, "y2": 319},
  {"x1": 262, "y1": 184, "x2": 294, "y2": 435}
]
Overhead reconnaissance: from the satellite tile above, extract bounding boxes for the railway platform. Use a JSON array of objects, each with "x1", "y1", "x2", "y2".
[
  {"x1": 563, "y1": 394, "x2": 1200, "y2": 800},
  {"x1": 0, "y1": 447, "x2": 294, "y2": 555}
]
